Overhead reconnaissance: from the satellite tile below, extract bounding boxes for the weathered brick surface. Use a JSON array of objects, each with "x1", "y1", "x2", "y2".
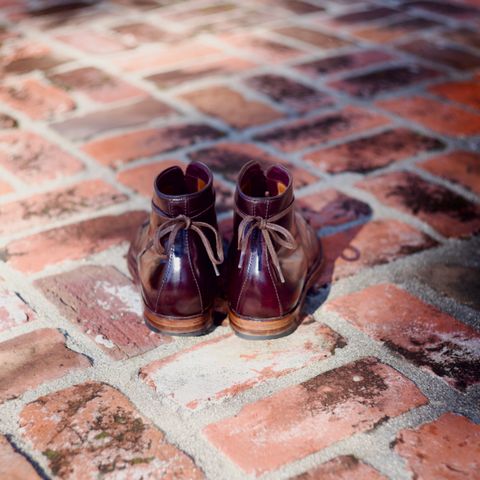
[
  {"x1": 255, "y1": 107, "x2": 389, "y2": 152},
  {"x1": 0, "y1": 179, "x2": 127, "y2": 236},
  {"x1": 275, "y1": 26, "x2": 352, "y2": 49},
  {"x1": 418, "y1": 151, "x2": 480, "y2": 195},
  {"x1": 326, "y1": 284, "x2": 480, "y2": 390},
  {"x1": 37, "y1": 265, "x2": 171, "y2": 359},
  {"x1": 0, "y1": 131, "x2": 84, "y2": 184},
  {"x1": 305, "y1": 128, "x2": 444, "y2": 174},
  {"x1": 0, "y1": 436, "x2": 41, "y2": 480},
  {"x1": 0, "y1": 328, "x2": 90, "y2": 402},
  {"x1": 357, "y1": 171, "x2": 480, "y2": 238},
  {"x1": 0, "y1": 43, "x2": 68, "y2": 74},
  {"x1": 394, "y1": 413, "x2": 480, "y2": 479},
  {"x1": 293, "y1": 456, "x2": 387, "y2": 480},
  {"x1": 317, "y1": 219, "x2": 437, "y2": 285},
  {"x1": 52, "y1": 97, "x2": 176, "y2": 142},
  {"x1": 0, "y1": 286, "x2": 36, "y2": 333},
  {"x1": 49, "y1": 66, "x2": 146, "y2": 103},
  {"x1": 83, "y1": 124, "x2": 224, "y2": 168},
  {"x1": 1, "y1": 211, "x2": 147, "y2": 273},
  {"x1": 204, "y1": 357, "x2": 427, "y2": 475},
  {"x1": 19, "y1": 382, "x2": 204, "y2": 479},
  {"x1": 296, "y1": 49, "x2": 393, "y2": 77},
  {"x1": 329, "y1": 65, "x2": 440, "y2": 98},
  {"x1": 141, "y1": 321, "x2": 344, "y2": 410},
  {"x1": 181, "y1": 86, "x2": 282, "y2": 129},
  {"x1": 430, "y1": 77, "x2": 480, "y2": 110},
  {"x1": 0, "y1": 78, "x2": 75, "y2": 120},
  {"x1": 378, "y1": 96, "x2": 480, "y2": 137},
  {"x1": 148, "y1": 57, "x2": 256, "y2": 89}
]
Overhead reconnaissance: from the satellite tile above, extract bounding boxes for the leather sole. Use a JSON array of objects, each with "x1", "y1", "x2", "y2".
[
  {"x1": 144, "y1": 305, "x2": 214, "y2": 336},
  {"x1": 228, "y1": 250, "x2": 324, "y2": 340}
]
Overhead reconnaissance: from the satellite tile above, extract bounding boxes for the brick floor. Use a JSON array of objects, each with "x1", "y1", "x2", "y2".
[{"x1": 0, "y1": 1, "x2": 478, "y2": 479}]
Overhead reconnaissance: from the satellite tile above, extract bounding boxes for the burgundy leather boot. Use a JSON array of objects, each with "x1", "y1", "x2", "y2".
[
  {"x1": 227, "y1": 161, "x2": 323, "y2": 339},
  {"x1": 128, "y1": 162, "x2": 223, "y2": 336}
]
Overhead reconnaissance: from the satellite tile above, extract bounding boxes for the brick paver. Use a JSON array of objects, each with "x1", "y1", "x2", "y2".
[
  {"x1": 395, "y1": 413, "x2": 480, "y2": 479},
  {"x1": 0, "y1": 329, "x2": 90, "y2": 402},
  {"x1": 20, "y1": 382, "x2": 204, "y2": 479},
  {"x1": 204, "y1": 357, "x2": 427, "y2": 475},
  {"x1": 0, "y1": 1, "x2": 478, "y2": 478}
]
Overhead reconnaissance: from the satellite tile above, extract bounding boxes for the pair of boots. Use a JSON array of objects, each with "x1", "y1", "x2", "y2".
[{"x1": 128, "y1": 161, "x2": 323, "y2": 340}]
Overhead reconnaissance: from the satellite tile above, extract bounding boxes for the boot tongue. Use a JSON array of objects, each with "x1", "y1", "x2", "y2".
[
  {"x1": 236, "y1": 162, "x2": 293, "y2": 218},
  {"x1": 153, "y1": 162, "x2": 214, "y2": 217}
]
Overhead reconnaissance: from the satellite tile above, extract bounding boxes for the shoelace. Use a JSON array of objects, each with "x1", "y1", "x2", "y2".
[
  {"x1": 147, "y1": 212, "x2": 224, "y2": 276},
  {"x1": 236, "y1": 203, "x2": 296, "y2": 283}
]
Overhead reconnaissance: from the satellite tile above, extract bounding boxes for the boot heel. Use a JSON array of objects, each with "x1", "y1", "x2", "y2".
[
  {"x1": 228, "y1": 307, "x2": 300, "y2": 340},
  {"x1": 144, "y1": 305, "x2": 213, "y2": 336}
]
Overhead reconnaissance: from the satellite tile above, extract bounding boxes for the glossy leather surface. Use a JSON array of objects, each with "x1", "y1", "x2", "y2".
[
  {"x1": 227, "y1": 161, "x2": 322, "y2": 319},
  {"x1": 128, "y1": 162, "x2": 220, "y2": 318}
]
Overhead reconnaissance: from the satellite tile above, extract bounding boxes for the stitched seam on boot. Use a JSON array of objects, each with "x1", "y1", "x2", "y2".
[
  {"x1": 236, "y1": 202, "x2": 255, "y2": 313},
  {"x1": 154, "y1": 199, "x2": 173, "y2": 311},
  {"x1": 185, "y1": 196, "x2": 204, "y2": 312},
  {"x1": 266, "y1": 199, "x2": 283, "y2": 317}
]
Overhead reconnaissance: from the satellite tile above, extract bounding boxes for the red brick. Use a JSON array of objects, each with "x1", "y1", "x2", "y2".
[
  {"x1": 0, "y1": 179, "x2": 127, "y2": 236},
  {"x1": 398, "y1": 39, "x2": 480, "y2": 71},
  {"x1": 82, "y1": 124, "x2": 224, "y2": 168},
  {"x1": 378, "y1": 96, "x2": 480, "y2": 137},
  {"x1": 0, "y1": 211, "x2": 147, "y2": 273},
  {"x1": 418, "y1": 150, "x2": 480, "y2": 195},
  {"x1": 293, "y1": 455, "x2": 387, "y2": 480},
  {"x1": 188, "y1": 142, "x2": 318, "y2": 188},
  {"x1": 403, "y1": 0, "x2": 479, "y2": 18},
  {"x1": 430, "y1": 77, "x2": 480, "y2": 110},
  {"x1": 20, "y1": 382, "x2": 204, "y2": 479},
  {"x1": 0, "y1": 113, "x2": 17, "y2": 129},
  {"x1": 141, "y1": 321, "x2": 344, "y2": 410},
  {"x1": 112, "y1": 22, "x2": 174, "y2": 44},
  {"x1": 221, "y1": 33, "x2": 304, "y2": 63},
  {"x1": 115, "y1": 41, "x2": 221, "y2": 73},
  {"x1": 147, "y1": 57, "x2": 257, "y2": 89},
  {"x1": 305, "y1": 128, "x2": 445, "y2": 174},
  {"x1": 259, "y1": 0, "x2": 324, "y2": 14},
  {"x1": 445, "y1": 27, "x2": 480, "y2": 50},
  {"x1": 52, "y1": 97, "x2": 176, "y2": 142},
  {"x1": 357, "y1": 171, "x2": 480, "y2": 238},
  {"x1": 117, "y1": 159, "x2": 184, "y2": 196},
  {"x1": 297, "y1": 189, "x2": 371, "y2": 231},
  {"x1": 164, "y1": 3, "x2": 237, "y2": 21},
  {"x1": 329, "y1": 65, "x2": 440, "y2": 98},
  {"x1": 0, "y1": 130, "x2": 84, "y2": 183},
  {"x1": 331, "y1": 6, "x2": 398, "y2": 24},
  {"x1": 254, "y1": 107, "x2": 390, "y2": 152},
  {"x1": 181, "y1": 86, "x2": 282, "y2": 129},
  {"x1": 0, "y1": 286, "x2": 36, "y2": 333},
  {"x1": 0, "y1": 43, "x2": 68, "y2": 74},
  {"x1": 55, "y1": 29, "x2": 127, "y2": 54},
  {"x1": 326, "y1": 283, "x2": 480, "y2": 390},
  {"x1": 395, "y1": 413, "x2": 480, "y2": 479},
  {"x1": 275, "y1": 26, "x2": 352, "y2": 49},
  {"x1": 0, "y1": 78, "x2": 75, "y2": 120},
  {"x1": 317, "y1": 219, "x2": 437, "y2": 285},
  {"x1": 204, "y1": 357, "x2": 427, "y2": 475},
  {"x1": 296, "y1": 49, "x2": 393, "y2": 77},
  {"x1": 0, "y1": 328, "x2": 90, "y2": 402},
  {"x1": 48, "y1": 66, "x2": 146, "y2": 104},
  {"x1": 353, "y1": 17, "x2": 441, "y2": 42},
  {"x1": 0, "y1": 436, "x2": 41, "y2": 480},
  {"x1": 245, "y1": 74, "x2": 334, "y2": 112},
  {"x1": 37, "y1": 265, "x2": 171, "y2": 359},
  {"x1": 0, "y1": 179, "x2": 13, "y2": 196}
]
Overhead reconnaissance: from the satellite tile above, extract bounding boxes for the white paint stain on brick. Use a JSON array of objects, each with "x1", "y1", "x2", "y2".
[
  {"x1": 0, "y1": 288, "x2": 34, "y2": 332},
  {"x1": 94, "y1": 280, "x2": 143, "y2": 316},
  {"x1": 141, "y1": 322, "x2": 342, "y2": 410}
]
